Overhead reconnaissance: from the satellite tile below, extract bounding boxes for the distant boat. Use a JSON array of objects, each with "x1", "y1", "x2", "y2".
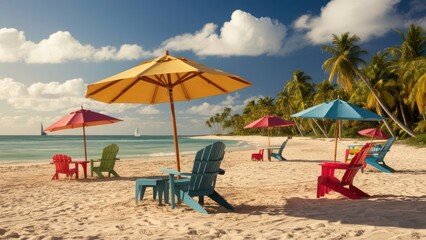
[
  {"x1": 134, "y1": 127, "x2": 141, "y2": 137},
  {"x1": 41, "y1": 123, "x2": 47, "y2": 136}
]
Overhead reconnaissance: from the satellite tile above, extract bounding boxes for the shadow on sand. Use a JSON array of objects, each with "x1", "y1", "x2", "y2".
[
  {"x1": 229, "y1": 195, "x2": 426, "y2": 229},
  {"x1": 280, "y1": 196, "x2": 426, "y2": 229}
]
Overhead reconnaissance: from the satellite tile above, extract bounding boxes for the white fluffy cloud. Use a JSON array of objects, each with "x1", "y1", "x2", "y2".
[
  {"x1": 137, "y1": 105, "x2": 160, "y2": 114},
  {"x1": 293, "y1": 0, "x2": 403, "y2": 44},
  {"x1": 0, "y1": 77, "x2": 142, "y2": 113},
  {"x1": 0, "y1": 78, "x2": 87, "y2": 111},
  {"x1": 0, "y1": 28, "x2": 152, "y2": 63},
  {"x1": 159, "y1": 10, "x2": 286, "y2": 56},
  {"x1": 185, "y1": 93, "x2": 263, "y2": 116}
]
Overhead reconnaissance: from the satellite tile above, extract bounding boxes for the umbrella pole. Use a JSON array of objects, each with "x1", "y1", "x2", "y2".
[
  {"x1": 168, "y1": 88, "x2": 181, "y2": 172},
  {"x1": 82, "y1": 124, "x2": 88, "y2": 161},
  {"x1": 268, "y1": 128, "x2": 271, "y2": 147},
  {"x1": 334, "y1": 120, "x2": 339, "y2": 162}
]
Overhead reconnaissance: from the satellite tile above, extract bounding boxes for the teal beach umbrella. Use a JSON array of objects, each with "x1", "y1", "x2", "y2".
[{"x1": 291, "y1": 99, "x2": 383, "y2": 161}]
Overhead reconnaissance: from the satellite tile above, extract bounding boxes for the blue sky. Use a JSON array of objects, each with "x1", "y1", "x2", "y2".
[{"x1": 0, "y1": 0, "x2": 425, "y2": 135}]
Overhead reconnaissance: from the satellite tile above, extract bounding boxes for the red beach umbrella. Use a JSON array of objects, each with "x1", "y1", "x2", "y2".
[
  {"x1": 244, "y1": 116, "x2": 295, "y2": 147},
  {"x1": 358, "y1": 128, "x2": 390, "y2": 142},
  {"x1": 44, "y1": 106, "x2": 122, "y2": 161}
]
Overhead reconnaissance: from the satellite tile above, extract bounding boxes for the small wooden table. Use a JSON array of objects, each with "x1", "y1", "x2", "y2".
[{"x1": 71, "y1": 161, "x2": 89, "y2": 179}]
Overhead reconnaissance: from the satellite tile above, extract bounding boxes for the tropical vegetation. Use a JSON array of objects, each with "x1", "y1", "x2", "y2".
[{"x1": 206, "y1": 24, "x2": 426, "y2": 139}]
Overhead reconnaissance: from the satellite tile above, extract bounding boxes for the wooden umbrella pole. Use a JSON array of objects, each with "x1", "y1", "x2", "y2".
[
  {"x1": 268, "y1": 128, "x2": 271, "y2": 147},
  {"x1": 333, "y1": 120, "x2": 339, "y2": 162},
  {"x1": 81, "y1": 105, "x2": 88, "y2": 161},
  {"x1": 82, "y1": 124, "x2": 88, "y2": 161},
  {"x1": 168, "y1": 88, "x2": 181, "y2": 172}
]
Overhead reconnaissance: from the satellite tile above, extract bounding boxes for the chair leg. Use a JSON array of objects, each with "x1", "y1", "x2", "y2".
[
  {"x1": 327, "y1": 184, "x2": 361, "y2": 199},
  {"x1": 90, "y1": 161, "x2": 94, "y2": 177},
  {"x1": 51, "y1": 173, "x2": 58, "y2": 180},
  {"x1": 349, "y1": 185, "x2": 370, "y2": 198},
  {"x1": 317, "y1": 176, "x2": 324, "y2": 198},
  {"x1": 179, "y1": 190, "x2": 208, "y2": 214},
  {"x1": 208, "y1": 191, "x2": 234, "y2": 210},
  {"x1": 93, "y1": 169, "x2": 104, "y2": 178},
  {"x1": 110, "y1": 170, "x2": 120, "y2": 177}
]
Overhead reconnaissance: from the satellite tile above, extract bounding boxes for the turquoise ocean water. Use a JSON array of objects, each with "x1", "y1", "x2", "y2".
[{"x1": 0, "y1": 135, "x2": 250, "y2": 163}]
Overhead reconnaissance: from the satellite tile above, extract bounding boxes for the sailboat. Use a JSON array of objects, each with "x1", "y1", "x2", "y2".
[
  {"x1": 41, "y1": 123, "x2": 47, "y2": 136},
  {"x1": 134, "y1": 127, "x2": 141, "y2": 137}
]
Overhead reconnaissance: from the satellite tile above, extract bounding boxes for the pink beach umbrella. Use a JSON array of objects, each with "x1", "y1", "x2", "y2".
[
  {"x1": 44, "y1": 106, "x2": 122, "y2": 161},
  {"x1": 358, "y1": 128, "x2": 390, "y2": 142},
  {"x1": 244, "y1": 116, "x2": 295, "y2": 147}
]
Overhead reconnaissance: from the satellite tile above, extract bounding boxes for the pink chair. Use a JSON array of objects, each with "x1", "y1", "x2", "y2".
[
  {"x1": 251, "y1": 149, "x2": 264, "y2": 161},
  {"x1": 51, "y1": 154, "x2": 77, "y2": 180},
  {"x1": 317, "y1": 143, "x2": 372, "y2": 199}
]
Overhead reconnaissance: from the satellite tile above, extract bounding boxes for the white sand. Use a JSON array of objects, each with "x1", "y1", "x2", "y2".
[{"x1": 0, "y1": 136, "x2": 425, "y2": 239}]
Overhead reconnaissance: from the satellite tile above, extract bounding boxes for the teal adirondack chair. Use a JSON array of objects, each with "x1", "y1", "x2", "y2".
[
  {"x1": 90, "y1": 144, "x2": 120, "y2": 178},
  {"x1": 161, "y1": 141, "x2": 234, "y2": 214},
  {"x1": 269, "y1": 138, "x2": 289, "y2": 161},
  {"x1": 365, "y1": 137, "x2": 396, "y2": 173}
]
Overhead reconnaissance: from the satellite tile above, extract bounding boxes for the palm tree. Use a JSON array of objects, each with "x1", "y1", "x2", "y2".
[
  {"x1": 280, "y1": 70, "x2": 315, "y2": 135},
  {"x1": 364, "y1": 52, "x2": 398, "y2": 133},
  {"x1": 322, "y1": 32, "x2": 416, "y2": 137},
  {"x1": 409, "y1": 66, "x2": 426, "y2": 120},
  {"x1": 387, "y1": 24, "x2": 426, "y2": 125}
]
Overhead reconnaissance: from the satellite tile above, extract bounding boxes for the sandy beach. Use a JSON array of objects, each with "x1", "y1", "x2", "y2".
[{"x1": 1, "y1": 136, "x2": 425, "y2": 240}]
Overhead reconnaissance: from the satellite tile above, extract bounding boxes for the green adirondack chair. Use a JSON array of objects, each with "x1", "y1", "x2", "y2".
[
  {"x1": 90, "y1": 144, "x2": 120, "y2": 178},
  {"x1": 161, "y1": 141, "x2": 234, "y2": 214}
]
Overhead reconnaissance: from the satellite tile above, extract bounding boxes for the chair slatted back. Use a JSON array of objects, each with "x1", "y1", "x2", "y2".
[
  {"x1": 341, "y1": 143, "x2": 372, "y2": 185},
  {"x1": 188, "y1": 142, "x2": 226, "y2": 195},
  {"x1": 277, "y1": 139, "x2": 289, "y2": 155},
  {"x1": 99, "y1": 144, "x2": 119, "y2": 171},
  {"x1": 374, "y1": 137, "x2": 395, "y2": 161},
  {"x1": 52, "y1": 154, "x2": 72, "y2": 174}
]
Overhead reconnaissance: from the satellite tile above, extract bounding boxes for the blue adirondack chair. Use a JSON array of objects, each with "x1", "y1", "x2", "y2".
[
  {"x1": 161, "y1": 141, "x2": 234, "y2": 214},
  {"x1": 365, "y1": 137, "x2": 396, "y2": 173},
  {"x1": 90, "y1": 144, "x2": 120, "y2": 178},
  {"x1": 268, "y1": 138, "x2": 289, "y2": 161}
]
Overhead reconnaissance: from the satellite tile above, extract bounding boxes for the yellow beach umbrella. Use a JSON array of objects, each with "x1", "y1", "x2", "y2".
[{"x1": 86, "y1": 51, "x2": 252, "y2": 171}]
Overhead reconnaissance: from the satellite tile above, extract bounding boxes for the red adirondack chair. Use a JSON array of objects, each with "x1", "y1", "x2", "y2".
[
  {"x1": 251, "y1": 149, "x2": 264, "y2": 161},
  {"x1": 317, "y1": 143, "x2": 373, "y2": 199},
  {"x1": 51, "y1": 154, "x2": 77, "y2": 180}
]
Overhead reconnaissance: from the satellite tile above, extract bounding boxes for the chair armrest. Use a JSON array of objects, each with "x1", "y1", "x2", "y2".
[
  {"x1": 320, "y1": 162, "x2": 350, "y2": 169},
  {"x1": 115, "y1": 158, "x2": 120, "y2": 160},
  {"x1": 320, "y1": 162, "x2": 363, "y2": 170},
  {"x1": 160, "y1": 169, "x2": 192, "y2": 176},
  {"x1": 367, "y1": 149, "x2": 390, "y2": 157}
]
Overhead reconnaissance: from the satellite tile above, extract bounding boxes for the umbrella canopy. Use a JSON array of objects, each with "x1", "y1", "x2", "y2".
[
  {"x1": 358, "y1": 128, "x2": 390, "y2": 141},
  {"x1": 291, "y1": 99, "x2": 383, "y2": 162},
  {"x1": 86, "y1": 50, "x2": 252, "y2": 171},
  {"x1": 291, "y1": 99, "x2": 384, "y2": 120},
  {"x1": 244, "y1": 116, "x2": 295, "y2": 147},
  {"x1": 45, "y1": 106, "x2": 122, "y2": 161}
]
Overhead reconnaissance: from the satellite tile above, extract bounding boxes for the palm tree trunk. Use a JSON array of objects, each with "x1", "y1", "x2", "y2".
[
  {"x1": 310, "y1": 120, "x2": 319, "y2": 137},
  {"x1": 399, "y1": 101, "x2": 408, "y2": 126},
  {"x1": 293, "y1": 119, "x2": 304, "y2": 136},
  {"x1": 377, "y1": 107, "x2": 395, "y2": 137},
  {"x1": 356, "y1": 70, "x2": 416, "y2": 137},
  {"x1": 313, "y1": 119, "x2": 328, "y2": 138}
]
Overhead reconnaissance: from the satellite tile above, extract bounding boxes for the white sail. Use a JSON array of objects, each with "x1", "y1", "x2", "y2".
[{"x1": 134, "y1": 127, "x2": 141, "y2": 137}]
